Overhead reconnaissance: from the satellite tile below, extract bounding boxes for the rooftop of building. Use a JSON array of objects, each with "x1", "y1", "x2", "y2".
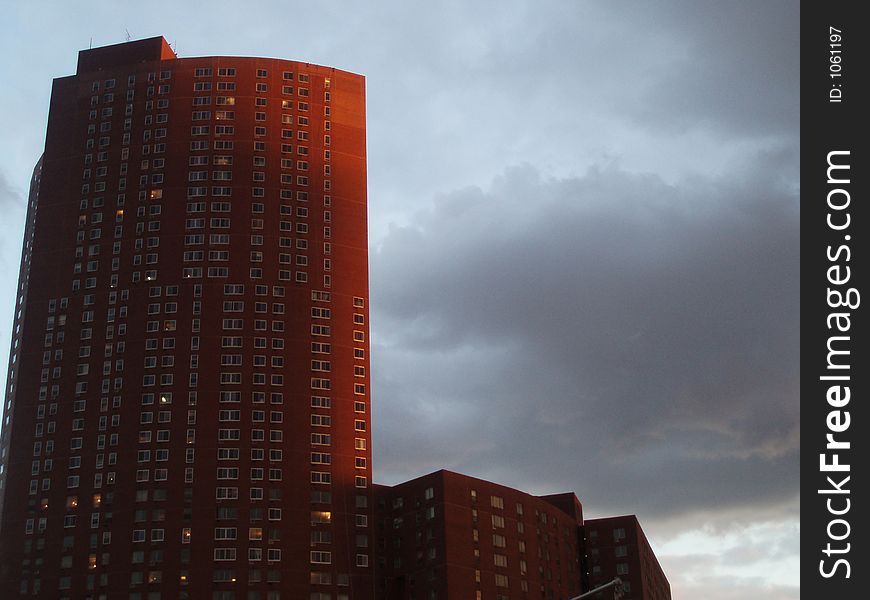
[{"x1": 75, "y1": 35, "x2": 363, "y2": 77}]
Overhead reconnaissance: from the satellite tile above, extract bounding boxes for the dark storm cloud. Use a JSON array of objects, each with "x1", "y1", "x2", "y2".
[
  {"x1": 371, "y1": 147, "x2": 798, "y2": 519},
  {"x1": 616, "y1": 1, "x2": 799, "y2": 137}
]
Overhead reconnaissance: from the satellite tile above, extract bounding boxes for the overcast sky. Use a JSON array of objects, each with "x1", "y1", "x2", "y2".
[{"x1": 0, "y1": 1, "x2": 799, "y2": 597}]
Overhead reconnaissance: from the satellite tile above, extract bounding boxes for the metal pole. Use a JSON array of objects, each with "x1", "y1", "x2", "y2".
[{"x1": 568, "y1": 577, "x2": 623, "y2": 600}]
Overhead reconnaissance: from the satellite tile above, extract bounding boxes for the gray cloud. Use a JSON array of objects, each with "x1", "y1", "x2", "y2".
[
  {"x1": 0, "y1": 171, "x2": 19, "y2": 205},
  {"x1": 372, "y1": 148, "x2": 798, "y2": 521},
  {"x1": 605, "y1": 0, "x2": 800, "y2": 137}
]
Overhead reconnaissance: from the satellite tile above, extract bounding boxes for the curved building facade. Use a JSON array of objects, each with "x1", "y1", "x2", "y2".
[{"x1": 0, "y1": 37, "x2": 371, "y2": 600}]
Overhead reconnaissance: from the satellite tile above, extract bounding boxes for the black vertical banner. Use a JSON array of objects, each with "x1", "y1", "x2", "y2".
[{"x1": 802, "y1": 2, "x2": 867, "y2": 595}]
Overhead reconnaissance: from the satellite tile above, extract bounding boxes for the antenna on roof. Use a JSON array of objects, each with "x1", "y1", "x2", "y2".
[
  {"x1": 89, "y1": 37, "x2": 93, "y2": 49},
  {"x1": 125, "y1": 29, "x2": 132, "y2": 42}
]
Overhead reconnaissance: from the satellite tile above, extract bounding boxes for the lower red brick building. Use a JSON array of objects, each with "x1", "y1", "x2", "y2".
[{"x1": 374, "y1": 470, "x2": 670, "y2": 600}]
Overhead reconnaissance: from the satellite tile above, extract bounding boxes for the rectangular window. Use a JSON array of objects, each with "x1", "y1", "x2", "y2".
[
  {"x1": 213, "y1": 548, "x2": 237, "y2": 561},
  {"x1": 311, "y1": 396, "x2": 331, "y2": 409}
]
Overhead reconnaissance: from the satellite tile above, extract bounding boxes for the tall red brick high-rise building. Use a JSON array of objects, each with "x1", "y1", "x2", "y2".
[{"x1": 0, "y1": 37, "x2": 372, "y2": 599}]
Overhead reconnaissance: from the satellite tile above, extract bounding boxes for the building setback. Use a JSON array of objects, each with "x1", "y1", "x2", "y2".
[
  {"x1": 583, "y1": 516, "x2": 672, "y2": 600},
  {"x1": 0, "y1": 37, "x2": 372, "y2": 599}
]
